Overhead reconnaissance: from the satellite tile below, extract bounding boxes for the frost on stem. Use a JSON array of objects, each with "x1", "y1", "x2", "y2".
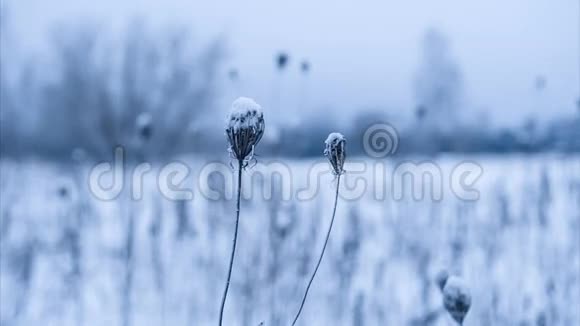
[
  {"x1": 442, "y1": 276, "x2": 471, "y2": 325},
  {"x1": 225, "y1": 97, "x2": 265, "y2": 165},
  {"x1": 324, "y1": 132, "x2": 346, "y2": 175}
]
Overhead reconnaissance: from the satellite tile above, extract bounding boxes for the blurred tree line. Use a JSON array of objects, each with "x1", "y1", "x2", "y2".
[
  {"x1": 1, "y1": 18, "x2": 578, "y2": 160},
  {"x1": 1, "y1": 18, "x2": 225, "y2": 160},
  {"x1": 276, "y1": 29, "x2": 579, "y2": 157}
]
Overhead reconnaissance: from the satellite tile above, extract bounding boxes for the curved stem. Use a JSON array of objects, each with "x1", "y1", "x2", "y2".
[
  {"x1": 218, "y1": 160, "x2": 243, "y2": 326},
  {"x1": 291, "y1": 176, "x2": 341, "y2": 326}
]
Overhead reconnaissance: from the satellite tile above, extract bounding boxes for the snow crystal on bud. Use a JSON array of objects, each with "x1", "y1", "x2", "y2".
[
  {"x1": 324, "y1": 132, "x2": 346, "y2": 175},
  {"x1": 325, "y1": 132, "x2": 345, "y2": 146},
  {"x1": 443, "y1": 276, "x2": 471, "y2": 324},
  {"x1": 226, "y1": 97, "x2": 264, "y2": 132}
]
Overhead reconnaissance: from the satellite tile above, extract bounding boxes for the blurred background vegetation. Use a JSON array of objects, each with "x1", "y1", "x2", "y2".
[{"x1": 1, "y1": 3, "x2": 579, "y2": 160}]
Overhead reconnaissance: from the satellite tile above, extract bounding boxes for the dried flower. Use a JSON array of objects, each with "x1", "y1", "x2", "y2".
[
  {"x1": 276, "y1": 52, "x2": 289, "y2": 70},
  {"x1": 226, "y1": 97, "x2": 265, "y2": 164},
  {"x1": 324, "y1": 132, "x2": 346, "y2": 175},
  {"x1": 442, "y1": 276, "x2": 471, "y2": 325},
  {"x1": 136, "y1": 112, "x2": 153, "y2": 141}
]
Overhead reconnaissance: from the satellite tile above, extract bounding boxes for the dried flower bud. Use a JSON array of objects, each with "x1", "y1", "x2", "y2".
[
  {"x1": 226, "y1": 97, "x2": 265, "y2": 163},
  {"x1": 443, "y1": 276, "x2": 471, "y2": 325},
  {"x1": 324, "y1": 132, "x2": 346, "y2": 175},
  {"x1": 136, "y1": 112, "x2": 153, "y2": 141},
  {"x1": 276, "y1": 52, "x2": 289, "y2": 70}
]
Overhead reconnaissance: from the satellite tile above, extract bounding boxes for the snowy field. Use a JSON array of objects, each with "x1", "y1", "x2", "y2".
[{"x1": 1, "y1": 154, "x2": 579, "y2": 326}]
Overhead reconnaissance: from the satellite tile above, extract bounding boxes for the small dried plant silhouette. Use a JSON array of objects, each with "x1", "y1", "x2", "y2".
[
  {"x1": 291, "y1": 132, "x2": 346, "y2": 326},
  {"x1": 219, "y1": 97, "x2": 265, "y2": 326},
  {"x1": 439, "y1": 273, "x2": 472, "y2": 325},
  {"x1": 136, "y1": 112, "x2": 153, "y2": 143}
]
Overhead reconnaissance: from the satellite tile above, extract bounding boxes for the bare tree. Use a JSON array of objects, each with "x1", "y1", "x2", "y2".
[
  {"x1": 414, "y1": 28, "x2": 463, "y2": 132},
  {"x1": 39, "y1": 21, "x2": 224, "y2": 158}
]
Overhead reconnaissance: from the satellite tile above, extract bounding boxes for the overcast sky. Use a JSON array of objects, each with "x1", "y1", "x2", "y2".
[{"x1": 5, "y1": 0, "x2": 580, "y2": 127}]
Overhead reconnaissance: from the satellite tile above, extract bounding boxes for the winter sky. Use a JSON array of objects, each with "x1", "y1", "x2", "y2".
[{"x1": 5, "y1": 0, "x2": 580, "y2": 127}]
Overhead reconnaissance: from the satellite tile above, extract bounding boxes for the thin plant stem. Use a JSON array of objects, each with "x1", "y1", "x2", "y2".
[
  {"x1": 291, "y1": 176, "x2": 341, "y2": 326},
  {"x1": 218, "y1": 159, "x2": 243, "y2": 326}
]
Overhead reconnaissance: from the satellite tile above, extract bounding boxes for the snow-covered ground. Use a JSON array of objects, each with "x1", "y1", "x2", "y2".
[{"x1": 1, "y1": 154, "x2": 579, "y2": 325}]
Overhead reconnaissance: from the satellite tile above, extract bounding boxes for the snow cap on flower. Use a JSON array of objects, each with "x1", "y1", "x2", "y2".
[
  {"x1": 324, "y1": 132, "x2": 346, "y2": 175},
  {"x1": 443, "y1": 276, "x2": 471, "y2": 325},
  {"x1": 226, "y1": 97, "x2": 265, "y2": 163}
]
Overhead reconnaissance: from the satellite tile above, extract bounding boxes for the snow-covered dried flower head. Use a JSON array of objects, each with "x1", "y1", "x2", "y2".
[
  {"x1": 226, "y1": 97, "x2": 265, "y2": 163},
  {"x1": 443, "y1": 276, "x2": 471, "y2": 325},
  {"x1": 136, "y1": 112, "x2": 153, "y2": 141},
  {"x1": 324, "y1": 132, "x2": 346, "y2": 175},
  {"x1": 58, "y1": 185, "x2": 69, "y2": 198}
]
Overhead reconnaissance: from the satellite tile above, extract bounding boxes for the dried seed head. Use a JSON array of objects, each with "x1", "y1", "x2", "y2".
[
  {"x1": 443, "y1": 276, "x2": 471, "y2": 325},
  {"x1": 226, "y1": 97, "x2": 265, "y2": 163},
  {"x1": 324, "y1": 132, "x2": 346, "y2": 175},
  {"x1": 136, "y1": 112, "x2": 153, "y2": 141},
  {"x1": 276, "y1": 52, "x2": 289, "y2": 70}
]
